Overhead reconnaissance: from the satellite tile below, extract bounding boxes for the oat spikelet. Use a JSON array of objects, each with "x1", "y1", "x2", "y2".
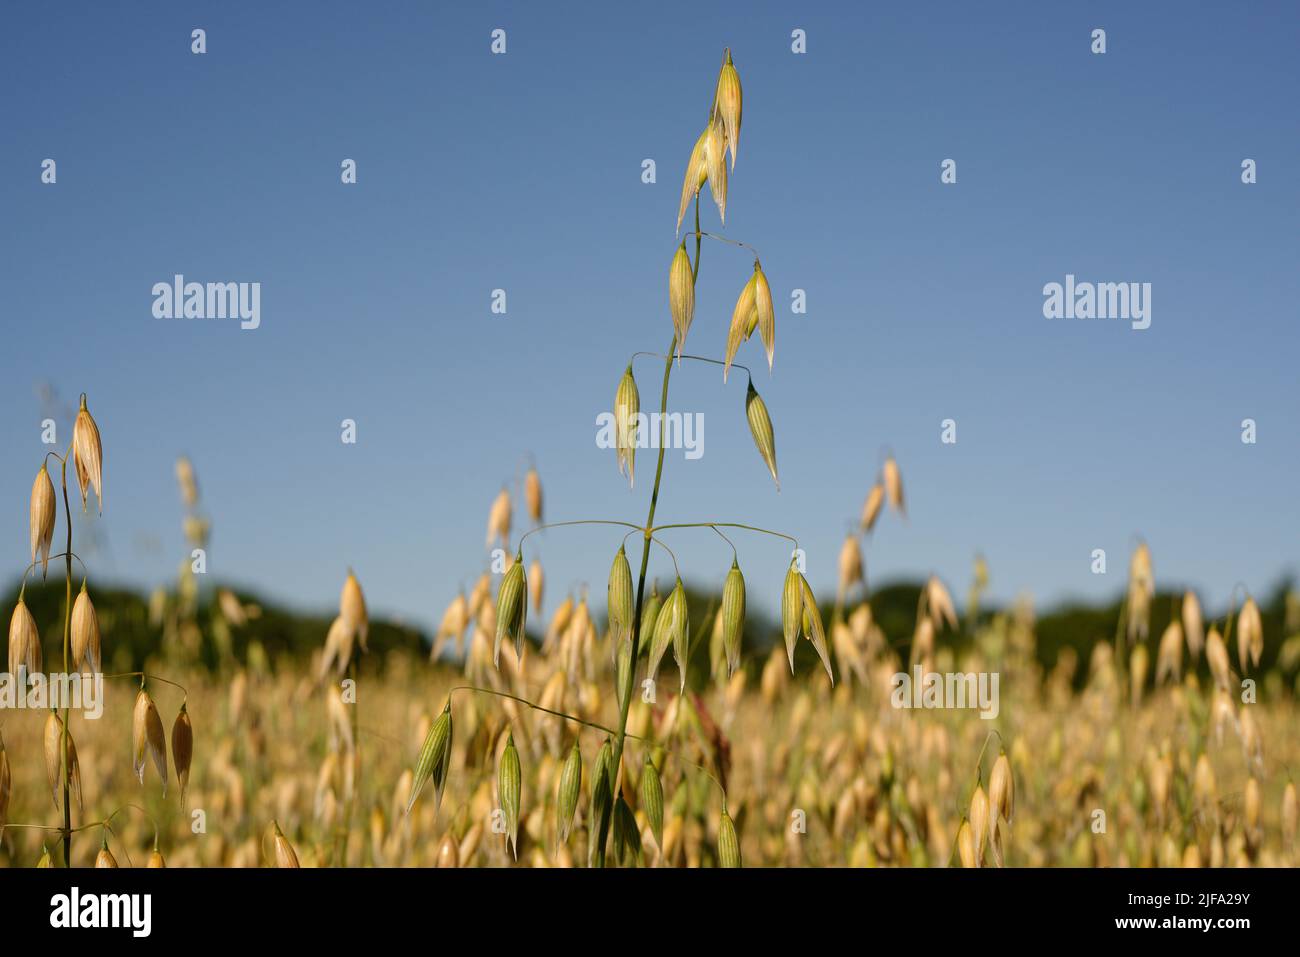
[
  {"x1": 340, "y1": 569, "x2": 368, "y2": 652},
  {"x1": 95, "y1": 840, "x2": 119, "y2": 868},
  {"x1": 1182, "y1": 590, "x2": 1204, "y2": 661},
  {"x1": 614, "y1": 365, "x2": 640, "y2": 488},
  {"x1": 745, "y1": 381, "x2": 779, "y2": 490},
  {"x1": 1155, "y1": 620, "x2": 1183, "y2": 685},
  {"x1": 723, "y1": 272, "x2": 757, "y2": 383},
  {"x1": 956, "y1": 819, "x2": 977, "y2": 867},
  {"x1": 172, "y1": 703, "x2": 193, "y2": 810},
  {"x1": 497, "y1": 731, "x2": 522, "y2": 859},
  {"x1": 147, "y1": 848, "x2": 166, "y2": 868},
  {"x1": 132, "y1": 688, "x2": 168, "y2": 792},
  {"x1": 882, "y1": 456, "x2": 905, "y2": 515},
  {"x1": 780, "y1": 561, "x2": 802, "y2": 673},
  {"x1": 799, "y1": 575, "x2": 834, "y2": 684},
  {"x1": 556, "y1": 741, "x2": 582, "y2": 848},
  {"x1": 721, "y1": 559, "x2": 746, "y2": 678},
  {"x1": 675, "y1": 127, "x2": 709, "y2": 235},
  {"x1": 71, "y1": 582, "x2": 101, "y2": 674},
  {"x1": 989, "y1": 751, "x2": 1015, "y2": 829},
  {"x1": 43, "y1": 712, "x2": 82, "y2": 812},
  {"x1": 838, "y1": 535, "x2": 863, "y2": 600},
  {"x1": 1206, "y1": 627, "x2": 1230, "y2": 689},
  {"x1": 407, "y1": 701, "x2": 453, "y2": 816},
  {"x1": 666, "y1": 578, "x2": 691, "y2": 692},
  {"x1": 493, "y1": 551, "x2": 527, "y2": 666},
  {"x1": 486, "y1": 487, "x2": 512, "y2": 549},
  {"x1": 72, "y1": 393, "x2": 103, "y2": 513},
  {"x1": 860, "y1": 483, "x2": 884, "y2": 532},
  {"x1": 30, "y1": 463, "x2": 56, "y2": 579},
  {"x1": 718, "y1": 806, "x2": 741, "y2": 868},
  {"x1": 669, "y1": 242, "x2": 695, "y2": 362},
  {"x1": 970, "y1": 785, "x2": 990, "y2": 864},
  {"x1": 641, "y1": 753, "x2": 664, "y2": 853},
  {"x1": 704, "y1": 115, "x2": 728, "y2": 223},
  {"x1": 524, "y1": 465, "x2": 543, "y2": 524},
  {"x1": 711, "y1": 48, "x2": 742, "y2": 169},
  {"x1": 272, "y1": 821, "x2": 300, "y2": 868},
  {"x1": 8, "y1": 597, "x2": 42, "y2": 679},
  {"x1": 1237, "y1": 596, "x2": 1263, "y2": 673},
  {"x1": 607, "y1": 545, "x2": 634, "y2": 644},
  {"x1": 753, "y1": 261, "x2": 775, "y2": 372},
  {"x1": 926, "y1": 576, "x2": 958, "y2": 631},
  {"x1": 647, "y1": 578, "x2": 687, "y2": 688},
  {"x1": 528, "y1": 558, "x2": 544, "y2": 615}
]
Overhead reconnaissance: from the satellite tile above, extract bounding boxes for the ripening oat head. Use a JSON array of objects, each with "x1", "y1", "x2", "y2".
[
  {"x1": 744, "y1": 382, "x2": 779, "y2": 490},
  {"x1": 860, "y1": 483, "x2": 884, "y2": 532},
  {"x1": 528, "y1": 558, "x2": 544, "y2": 615},
  {"x1": 407, "y1": 702, "x2": 453, "y2": 816},
  {"x1": 1206, "y1": 627, "x2": 1230, "y2": 690},
  {"x1": 498, "y1": 731, "x2": 522, "y2": 859},
  {"x1": 132, "y1": 688, "x2": 169, "y2": 792},
  {"x1": 340, "y1": 569, "x2": 369, "y2": 651},
  {"x1": 780, "y1": 561, "x2": 802, "y2": 673},
  {"x1": 956, "y1": 819, "x2": 977, "y2": 868},
  {"x1": 721, "y1": 559, "x2": 746, "y2": 678},
  {"x1": 718, "y1": 807, "x2": 741, "y2": 868},
  {"x1": 71, "y1": 582, "x2": 101, "y2": 674},
  {"x1": 711, "y1": 48, "x2": 742, "y2": 170},
  {"x1": 272, "y1": 821, "x2": 300, "y2": 868},
  {"x1": 641, "y1": 753, "x2": 664, "y2": 852},
  {"x1": 838, "y1": 535, "x2": 863, "y2": 599},
  {"x1": 676, "y1": 127, "x2": 710, "y2": 235},
  {"x1": 95, "y1": 841, "x2": 119, "y2": 868},
  {"x1": 925, "y1": 576, "x2": 958, "y2": 632},
  {"x1": 989, "y1": 752, "x2": 1014, "y2": 828},
  {"x1": 669, "y1": 243, "x2": 696, "y2": 362},
  {"x1": 147, "y1": 849, "x2": 166, "y2": 868},
  {"x1": 607, "y1": 545, "x2": 634, "y2": 643},
  {"x1": 799, "y1": 575, "x2": 834, "y2": 685},
  {"x1": 588, "y1": 739, "x2": 615, "y2": 868},
  {"x1": 29, "y1": 463, "x2": 56, "y2": 579},
  {"x1": 8, "y1": 597, "x2": 42, "y2": 679},
  {"x1": 556, "y1": 741, "x2": 582, "y2": 847},
  {"x1": 437, "y1": 832, "x2": 460, "y2": 868},
  {"x1": 43, "y1": 712, "x2": 82, "y2": 812},
  {"x1": 72, "y1": 394, "x2": 104, "y2": 514},
  {"x1": 486, "y1": 487, "x2": 512, "y2": 549},
  {"x1": 173, "y1": 703, "x2": 193, "y2": 809},
  {"x1": 319, "y1": 614, "x2": 356, "y2": 681},
  {"x1": 1237, "y1": 596, "x2": 1263, "y2": 673},
  {"x1": 1182, "y1": 590, "x2": 1204, "y2": 660},
  {"x1": 882, "y1": 456, "x2": 904, "y2": 515},
  {"x1": 667, "y1": 578, "x2": 692, "y2": 692},
  {"x1": 614, "y1": 365, "x2": 640, "y2": 488},
  {"x1": 646, "y1": 578, "x2": 685, "y2": 686},
  {"x1": 493, "y1": 551, "x2": 527, "y2": 666},
  {"x1": 753, "y1": 261, "x2": 775, "y2": 372},
  {"x1": 1128, "y1": 542, "x2": 1153, "y2": 594},
  {"x1": 639, "y1": 582, "x2": 662, "y2": 658},
  {"x1": 723, "y1": 273, "x2": 757, "y2": 383},
  {"x1": 704, "y1": 116, "x2": 728, "y2": 224},
  {"x1": 1156, "y1": 620, "x2": 1183, "y2": 685},
  {"x1": 524, "y1": 466, "x2": 543, "y2": 524}
]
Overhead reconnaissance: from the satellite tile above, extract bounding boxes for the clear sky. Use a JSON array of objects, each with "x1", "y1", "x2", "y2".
[{"x1": 3, "y1": 1, "x2": 1297, "y2": 633}]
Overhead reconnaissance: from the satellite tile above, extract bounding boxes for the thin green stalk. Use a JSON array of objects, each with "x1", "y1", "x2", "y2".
[{"x1": 59, "y1": 454, "x2": 73, "y2": 868}]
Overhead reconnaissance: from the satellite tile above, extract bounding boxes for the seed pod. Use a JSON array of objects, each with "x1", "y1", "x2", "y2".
[
  {"x1": 718, "y1": 807, "x2": 741, "y2": 867},
  {"x1": 614, "y1": 365, "x2": 640, "y2": 488},
  {"x1": 1237, "y1": 596, "x2": 1263, "y2": 673},
  {"x1": 667, "y1": 579, "x2": 692, "y2": 693},
  {"x1": 647, "y1": 578, "x2": 686, "y2": 687},
  {"x1": 1182, "y1": 590, "x2": 1204, "y2": 661},
  {"x1": 44, "y1": 712, "x2": 82, "y2": 812},
  {"x1": 95, "y1": 840, "x2": 119, "y2": 868},
  {"x1": 638, "y1": 582, "x2": 662, "y2": 659},
  {"x1": 493, "y1": 552, "x2": 527, "y2": 666},
  {"x1": 8, "y1": 597, "x2": 42, "y2": 679},
  {"x1": 753, "y1": 261, "x2": 774, "y2": 372},
  {"x1": 669, "y1": 242, "x2": 695, "y2": 361},
  {"x1": 556, "y1": 741, "x2": 582, "y2": 847},
  {"x1": 172, "y1": 703, "x2": 193, "y2": 810},
  {"x1": 340, "y1": 569, "x2": 368, "y2": 652},
  {"x1": 524, "y1": 466, "x2": 543, "y2": 523},
  {"x1": 799, "y1": 576, "x2": 834, "y2": 684},
  {"x1": 29, "y1": 463, "x2": 56, "y2": 579},
  {"x1": 498, "y1": 731, "x2": 521, "y2": 859},
  {"x1": 607, "y1": 545, "x2": 634, "y2": 642},
  {"x1": 723, "y1": 273, "x2": 757, "y2": 383},
  {"x1": 132, "y1": 688, "x2": 168, "y2": 792},
  {"x1": 704, "y1": 116, "x2": 728, "y2": 224},
  {"x1": 71, "y1": 582, "x2": 101, "y2": 674},
  {"x1": 781, "y1": 562, "x2": 802, "y2": 672},
  {"x1": 641, "y1": 753, "x2": 664, "y2": 852},
  {"x1": 612, "y1": 793, "x2": 641, "y2": 867},
  {"x1": 675, "y1": 127, "x2": 709, "y2": 235},
  {"x1": 860, "y1": 483, "x2": 885, "y2": 532},
  {"x1": 989, "y1": 751, "x2": 1014, "y2": 828},
  {"x1": 721, "y1": 559, "x2": 746, "y2": 677},
  {"x1": 72, "y1": 394, "x2": 103, "y2": 514},
  {"x1": 407, "y1": 701, "x2": 453, "y2": 816},
  {"x1": 272, "y1": 821, "x2": 300, "y2": 868},
  {"x1": 588, "y1": 739, "x2": 614, "y2": 867},
  {"x1": 882, "y1": 455, "x2": 904, "y2": 515},
  {"x1": 745, "y1": 382, "x2": 779, "y2": 490},
  {"x1": 711, "y1": 48, "x2": 742, "y2": 169}
]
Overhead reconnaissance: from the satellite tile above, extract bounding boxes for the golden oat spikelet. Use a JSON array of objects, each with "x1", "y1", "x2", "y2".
[
  {"x1": 132, "y1": 688, "x2": 169, "y2": 792},
  {"x1": 524, "y1": 465, "x2": 543, "y2": 524},
  {"x1": 711, "y1": 48, "x2": 742, "y2": 170},
  {"x1": 860, "y1": 483, "x2": 884, "y2": 532},
  {"x1": 72, "y1": 393, "x2": 103, "y2": 513},
  {"x1": 882, "y1": 456, "x2": 905, "y2": 515},
  {"x1": 173, "y1": 703, "x2": 194, "y2": 809},
  {"x1": 704, "y1": 115, "x2": 728, "y2": 224},
  {"x1": 8, "y1": 597, "x2": 42, "y2": 678},
  {"x1": 1206, "y1": 627, "x2": 1230, "y2": 689},
  {"x1": 668, "y1": 242, "x2": 695, "y2": 362},
  {"x1": 340, "y1": 569, "x2": 368, "y2": 651},
  {"x1": 272, "y1": 821, "x2": 300, "y2": 868},
  {"x1": 614, "y1": 365, "x2": 640, "y2": 488},
  {"x1": 30, "y1": 463, "x2": 56, "y2": 579},
  {"x1": 989, "y1": 751, "x2": 1014, "y2": 828},
  {"x1": 676, "y1": 127, "x2": 709, "y2": 235},
  {"x1": 71, "y1": 582, "x2": 101, "y2": 674},
  {"x1": 723, "y1": 272, "x2": 757, "y2": 383},
  {"x1": 838, "y1": 535, "x2": 863, "y2": 600},
  {"x1": 528, "y1": 558, "x2": 544, "y2": 615},
  {"x1": 1237, "y1": 596, "x2": 1263, "y2": 673},
  {"x1": 43, "y1": 712, "x2": 82, "y2": 812},
  {"x1": 926, "y1": 575, "x2": 958, "y2": 632},
  {"x1": 486, "y1": 487, "x2": 512, "y2": 549},
  {"x1": 753, "y1": 261, "x2": 775, "y2": 372},
  {"x1": 1182, "y1": 590, "x2": 1204, "y2": 661},
  {"x1": 95, "y1": 839, "x2": 118, "y2": 868}
]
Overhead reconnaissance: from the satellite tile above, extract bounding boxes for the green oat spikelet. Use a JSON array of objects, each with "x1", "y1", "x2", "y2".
[
  {"x1": 407, "y1": 700, "x2": 453, "y2": 817},
  {"x1": 498, "y1": 730, "x2": 522, "y2": 859},
  {"x1": 493, "y1": 551, "x2": 527, "y2": 666},
  {"x1": 641, "y1": 752, "x2": 664, "y2": 853},
  {"x1": 556, "y1": 741, "x2": 582, "y2": 847},
  {"x1": 721, "y1": 558, "x2": 746, "y2": 677},
  {"x1": 745, "y1": 381, "x2": 779, "y2": 490}
]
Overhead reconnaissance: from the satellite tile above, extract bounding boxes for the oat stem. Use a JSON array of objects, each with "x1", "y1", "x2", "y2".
[{"x1": 58, "y1": 448, "x2": 72, "y2": 867}]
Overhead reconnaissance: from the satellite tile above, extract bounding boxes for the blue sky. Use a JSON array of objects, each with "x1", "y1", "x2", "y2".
[{"x1": 3, "y1": 2, "x2": 1297, "y2": 632}]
